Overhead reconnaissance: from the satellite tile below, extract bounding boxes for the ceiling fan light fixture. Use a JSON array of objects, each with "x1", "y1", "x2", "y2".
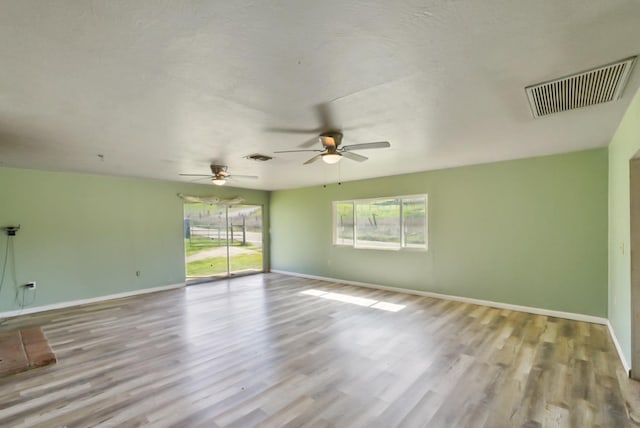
[
  {"x1": 322, "y1": 153, "x2": 342, "y2": 164},
  {"x1": 212, "y1": 177, "x2": 226, "y2": 186}
]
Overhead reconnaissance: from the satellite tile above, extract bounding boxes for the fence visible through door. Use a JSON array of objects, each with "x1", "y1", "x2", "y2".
[{"x1": 183, "y1": 203, "x2": 263, "y2": 280}]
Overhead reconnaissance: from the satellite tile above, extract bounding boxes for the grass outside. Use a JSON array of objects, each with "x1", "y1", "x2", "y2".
[
  {"x1": 337, "y1": 230, "x2": 424, "y2": 246},
  {"x1": 186, "y1": 253, "x2": 263, "y2": 277},
  {"x1": 185, "y1": 237, "x2": 251, "y2": 256}
]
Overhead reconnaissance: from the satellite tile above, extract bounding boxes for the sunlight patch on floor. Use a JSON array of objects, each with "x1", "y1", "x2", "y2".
[{"x1": 300, "y1": 289, "x2": 406, "y2": 312}]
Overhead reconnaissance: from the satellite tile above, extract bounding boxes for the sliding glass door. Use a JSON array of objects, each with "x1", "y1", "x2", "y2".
[
  {"x1": 184, "y1": 203, "x2": 229, "y2": 279},
  {"x1": 184, "y1": 203, "x2": 263, "y2": 281},
  {"x1": 227, "y1": 205, "x2": 263, "y2": 275}
]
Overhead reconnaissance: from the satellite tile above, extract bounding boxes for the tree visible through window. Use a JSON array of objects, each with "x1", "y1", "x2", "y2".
[{"x1": 333, "y1": 195, "x2": 428, "y2": 250}]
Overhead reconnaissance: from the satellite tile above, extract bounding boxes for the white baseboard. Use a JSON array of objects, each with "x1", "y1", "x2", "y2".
[
  {"x1": 608, "y1": 320, "x2": 631, "y2": 374},
  {"x1": 0, "y1": 282, "x2": 185, "y2": 319},
  {"x1": 270, "y1": 270, "x2": 609, "y2": 325}
]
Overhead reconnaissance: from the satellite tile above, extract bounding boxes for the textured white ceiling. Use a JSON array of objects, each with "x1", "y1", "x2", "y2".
[{"x1": 0, "y1": 1, "x2": 639, "y2": 190}]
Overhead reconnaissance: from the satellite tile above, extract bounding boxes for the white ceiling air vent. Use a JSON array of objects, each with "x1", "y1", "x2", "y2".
[
  {"x1": 526, "y1": 57, "x2": 636, "y2": 118},
  {"x1": 244, "y1": 153, "x2": 273, "y2": 162}
]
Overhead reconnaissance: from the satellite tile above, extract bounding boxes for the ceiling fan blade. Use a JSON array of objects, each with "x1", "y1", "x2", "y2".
[
  {"x1": 274, "y1": 149, "x2": 323, "y2": 153},
  {"x1": 342, "y1": 141, "x2": 390, "y2": 151},
  {"x1": 299, "y1": 136, "x2": 321, "y2": 148},
  {"x1": 179, "y1": 173, "x2": 214, "y2": 177},
  {"x1": 304, "y1": 154, "x2": 323, "y2": 165},
  {"x1": 340, "y1": 121, "x2": 379, "y2": 131},
  {"x1": 186, "y1": 176, "x2": 215, "y2": 183},
  {"x1": 264, "y1": 126, "x2": 324, "y2": 134},
  {"x1": 315, "y1": 103, "x2": 337, "y2": 131},
  {"x1": 342, "y1": 151, "x2": 368, "y2": 162},
  {"x1": 228, "y1": 174, "x2": 259, "y2": 179}
]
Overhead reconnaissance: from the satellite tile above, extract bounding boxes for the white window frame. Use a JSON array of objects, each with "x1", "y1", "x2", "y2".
[{"x1": 332, "y1": 194, "x2": 428, "y2": 251}]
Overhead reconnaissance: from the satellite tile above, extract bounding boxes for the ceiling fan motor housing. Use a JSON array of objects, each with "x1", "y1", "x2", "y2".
[
  {"x1": 320, "y1": 131, "x2": 343, "y2": 152},
  {"x1": 211, "y1": 165, "x2": 229, "y2": 176}
]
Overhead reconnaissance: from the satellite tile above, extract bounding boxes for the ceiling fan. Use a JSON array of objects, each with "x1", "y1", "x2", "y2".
[
  {"x1": 180, "y1": 165, "x2": 258, "y2": 186},
  {"x1": 274, "y1": 131, "x2": 391, "y2": 165}
]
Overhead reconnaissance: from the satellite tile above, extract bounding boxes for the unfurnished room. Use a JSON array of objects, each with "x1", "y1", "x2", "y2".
[{"x1": 1, "y1": 1, "x2": 640, "y2": 427}]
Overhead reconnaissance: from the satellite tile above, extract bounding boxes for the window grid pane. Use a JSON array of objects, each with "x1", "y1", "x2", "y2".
[
  {"x1": 335, "y1": 202, "x2": 354, "y2": 245},
  {"x1": 355, "y1": 198, "x2": 401, "y2": 249},
  {"x1": 403, "y1": 197, "x2": 427, "y2": 248}
]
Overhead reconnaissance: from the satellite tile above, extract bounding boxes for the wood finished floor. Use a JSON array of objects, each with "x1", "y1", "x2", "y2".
[{"x1": 0, "y1": 273, "x2": 631, "y2": 427}]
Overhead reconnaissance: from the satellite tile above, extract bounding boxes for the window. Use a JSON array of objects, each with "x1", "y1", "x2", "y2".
[
  {"x1": 402, "y1": 197, "x2": 427, "y2": 248},
  {"x1": 333, "y1": 195, "x2": 428, "y2": 250},
  {"x1": 355, "y1": 198, "x2": 401, "y2": 248},
  {"x1": 335, "y1": 202, "x2": 354, "y2": 245}
]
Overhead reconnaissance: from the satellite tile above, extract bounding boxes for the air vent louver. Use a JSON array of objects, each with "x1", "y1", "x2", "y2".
[{"x1": 526, "y1": 57, "x2": 636, "y2": 118}]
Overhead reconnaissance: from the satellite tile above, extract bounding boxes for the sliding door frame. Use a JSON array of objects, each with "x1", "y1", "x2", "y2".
[{"x1": 184, "y1": 203, "x2": 265, "y2": 285}]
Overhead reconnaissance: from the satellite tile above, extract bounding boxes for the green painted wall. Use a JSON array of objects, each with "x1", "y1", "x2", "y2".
[
  {"x1": 608, "y1": 88, "x2": 640, "y2": 365},
  {"x1": 0, "y1": 167, "x2": 269, "y2": 313},
  {"x1": 271, "y1": 149, "x2": 608, "y2": 317}
]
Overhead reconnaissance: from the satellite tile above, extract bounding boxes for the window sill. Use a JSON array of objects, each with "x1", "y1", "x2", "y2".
[{"x1": 333, "y1": 244, "x2": 428, "y2": 252}]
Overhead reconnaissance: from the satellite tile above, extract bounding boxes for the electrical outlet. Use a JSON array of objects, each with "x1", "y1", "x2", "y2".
[
  {"x1": 23, "y1": 281, "x2": 36, "y2": 290},
  {"x1": 136, "y1": 270, "x2": 141, "y2": 277}
]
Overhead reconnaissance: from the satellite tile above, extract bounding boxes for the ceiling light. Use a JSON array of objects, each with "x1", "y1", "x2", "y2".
[
  {"x1": 322, "y1": 153, "x2": 342, "y2": 164},
  {"x1": 212, "y1": 177, "x2": 226, "y2": 186}
]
